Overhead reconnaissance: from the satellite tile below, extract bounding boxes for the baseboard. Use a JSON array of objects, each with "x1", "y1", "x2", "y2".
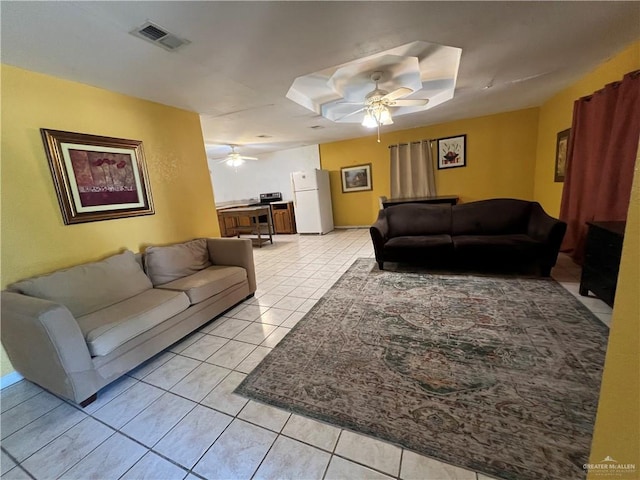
[
  {"x1": 1, "y1": 371, "x2": 24, "y2": 389},
  {"x1": 334, "y1": 225, "x2": 370, "y2": 229}
]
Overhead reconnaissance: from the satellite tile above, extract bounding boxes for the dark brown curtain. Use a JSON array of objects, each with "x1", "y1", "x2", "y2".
[{"x1": 560, "y1": 70, "x2": 640, "y2": 262}]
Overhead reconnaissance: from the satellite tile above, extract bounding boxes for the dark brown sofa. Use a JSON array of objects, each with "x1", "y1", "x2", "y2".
[{"x1": 370, "y1": 198, "x2": 567, "y2": 276}]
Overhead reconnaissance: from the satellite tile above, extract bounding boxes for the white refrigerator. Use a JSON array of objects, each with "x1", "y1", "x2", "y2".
[{"x1": 291, "y1": 169, "x2": 334, "y2": 234}]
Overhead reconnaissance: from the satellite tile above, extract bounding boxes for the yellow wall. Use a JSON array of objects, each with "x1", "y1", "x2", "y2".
[
  {"x1": 533, "y1": 41, "x2": 640, "y2": 217},
  {"x1": 1, "y1": 65, "x2": 220, "y2": 376},
  {"x1": 588, "y1": 151, "x2": 640, "y2": 479},
  {"x1": 320, "y1": 108, "x2": 539, "y2": 226},
  {"x1": 531, "y1": 44, "x2": 640, "y2": 475}
]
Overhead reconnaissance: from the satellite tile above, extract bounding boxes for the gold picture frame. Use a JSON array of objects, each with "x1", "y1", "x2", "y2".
[
  {"x1": 554, "y1": 128, "x2": 570, "y2": 182},
  {"x1": 341, "y1": 163, "x2": 373, "y2": 193},
  {"x1": 41, "y1": 129, "x2": 154, "y2": 225}
]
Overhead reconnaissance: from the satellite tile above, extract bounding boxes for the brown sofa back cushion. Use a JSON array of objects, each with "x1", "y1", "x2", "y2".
[
  {"x1": 387, "y1": 204, "x2": 452, "y2": 237},
  {"x1": 452, "y1": 199, "x2": 532, "y2": 235}
]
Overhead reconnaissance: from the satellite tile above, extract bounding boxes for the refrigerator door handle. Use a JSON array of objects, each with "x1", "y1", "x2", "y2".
[{"x1": 290, "y1": 175, "x2": 297, "y2": 207}]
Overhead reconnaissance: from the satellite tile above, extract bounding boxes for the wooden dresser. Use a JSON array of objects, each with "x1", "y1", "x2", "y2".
[
  {"x1": 382, "y1": 195, "x2": 459, "y2": 208},
  {"x1": 579, "y1": 221, "x2": 626, "y2": 307}
]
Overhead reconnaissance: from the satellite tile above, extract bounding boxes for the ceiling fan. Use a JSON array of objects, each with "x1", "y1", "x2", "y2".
[
  {"x1": 217, "y1": 146, "x2": 258, "y2": 167},
  {"x1": 339, "y1": 72, "x2": 429, "y2": 142}
]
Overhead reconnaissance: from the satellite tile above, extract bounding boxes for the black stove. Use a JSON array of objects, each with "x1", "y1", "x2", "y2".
[{"x1": 259, "y1": 192, "x2": 283, "y2": 204}]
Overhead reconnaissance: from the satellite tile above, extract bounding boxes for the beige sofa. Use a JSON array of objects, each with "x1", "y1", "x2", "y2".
[{"x1": 1, "y1": 238, "x2": 256, "y2": 406}]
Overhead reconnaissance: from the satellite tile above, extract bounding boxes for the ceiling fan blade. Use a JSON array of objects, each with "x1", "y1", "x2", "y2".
[
  {"x1": 392, "y1": 99, "x2": 430, "y2": 107},
  {"x1": 240, "y1": 156, "x2": 258, "y2": 161},
  {"x1": 383, "y1": 87, "x2": 413, "y2": 101},
  {"x1": 336, "y1": 107, "x2": 366, "y2": 121}
]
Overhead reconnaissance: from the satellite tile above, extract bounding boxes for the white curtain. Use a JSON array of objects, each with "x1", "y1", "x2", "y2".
[{"x1": 389, "y1": 140, "x2": 437, "y2": 198}]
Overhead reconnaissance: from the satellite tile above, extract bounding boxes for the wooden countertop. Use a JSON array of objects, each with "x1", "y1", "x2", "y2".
[
  {"x1": 216, "y1": 203, "x2": 254, "y2": 211},
  {"x1": 218, "y1": 205, "x2": 270, "y2": 215}
]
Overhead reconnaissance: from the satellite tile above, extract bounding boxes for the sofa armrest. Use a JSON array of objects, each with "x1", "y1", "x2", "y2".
[
  {"x1": 527, "y1": 203, "x2": 568, "y2": 272},
  {"x1": 0, "y1": 291, "x2": 96, "y2": 403},
  {"x1": 206, "y1": 238, "x2": 256, "y2": 293},
  {"x1": 370, "y1": 210, "x2": 390, "y2": 268}
]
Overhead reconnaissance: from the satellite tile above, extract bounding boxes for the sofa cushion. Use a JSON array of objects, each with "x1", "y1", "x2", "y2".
[
  {"x1": 453, "y1": 234, "x2": 543, "y2": 261},
  {"x1": 77, "y1": 288, "x2": 190, "y2": 356},
  {"x1": 387, "y1": 204, "x2": 452, "y2": 237},
  {"x1": 10, "y1": 251, "x2": 152, "y2": 318},
  {"x1": 385, "y1": 235, "x2": 453, "y2": 251},
  {"x1": 453, "y1": 234, "x2": 541, "y2": 248},
  {"x1": 155, "y1": 265, "x2": 247, "y2": 305},
  {"x1": 144, "y1": 239, "x2": 212, "y2": 286},
  {"x1": 384, "y1": 235, "x2": 454, "y2": 265},
  {"x1": 452, "y1": 199, "x2": 532, "y2": 235}
]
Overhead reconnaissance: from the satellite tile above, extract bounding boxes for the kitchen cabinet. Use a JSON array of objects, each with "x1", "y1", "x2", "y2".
[
  {"x1": 217, "y1": 210, "x2": 234, "y2": 237},
  {"x1": 237, "y1": 215, "x2": 252, "y2": 228},
  {"x1": 217, "y1": 209, "x2": 252, "y2": 237},
  {"x1": 219, "y1": 206, "x2": 273, "y2": 247},
  {"x1": 218, "y1": 203, "x2": 276, "y2": 238},
  {"x1": 272, "y1": 201, "x2": 296, "y2": 234}
]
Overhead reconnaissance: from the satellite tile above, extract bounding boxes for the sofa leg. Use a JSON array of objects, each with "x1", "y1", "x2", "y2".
[
  {"x1": 378, "y1": 261, "x2": 384, "y2": 270},
  {"x1": 79, "y1": 393, "x2": 97, "y2": 408},
  {"x1": 245, "y1": 293, "x2": 255, "y2": 300}
]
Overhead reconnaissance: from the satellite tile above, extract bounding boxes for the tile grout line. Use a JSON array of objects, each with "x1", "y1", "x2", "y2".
[{"x1": 64, "y1": 394, "x2": 193, "y2": 479}]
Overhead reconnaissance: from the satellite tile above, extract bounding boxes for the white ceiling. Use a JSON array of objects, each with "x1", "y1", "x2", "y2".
[
  {"x1": 2, "y1": 2, "x2": 639, "y2": 159},
  {"x1": 286, "y1": 41, "x2": 462, "y2": 123}
]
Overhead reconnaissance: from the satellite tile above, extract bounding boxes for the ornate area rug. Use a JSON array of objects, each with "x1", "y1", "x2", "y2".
[{"x1": 236, "y1": 259, "x2": 608, "y2": 480}]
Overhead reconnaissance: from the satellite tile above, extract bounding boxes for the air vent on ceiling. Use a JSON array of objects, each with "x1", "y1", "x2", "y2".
[{"x1": 130, "y1": 21, "x2": 190, "y2": 52}]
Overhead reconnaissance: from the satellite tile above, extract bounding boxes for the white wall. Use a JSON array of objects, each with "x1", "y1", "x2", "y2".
[{"x1": 208, "y1": 145, "x2": 321, "y2": 204}]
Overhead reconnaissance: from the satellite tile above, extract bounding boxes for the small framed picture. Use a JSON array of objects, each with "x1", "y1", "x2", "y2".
[
  {"x1": 437, "y1": 134, "x2": 466, "y2": 169},
  {"x1": 341, "y1": 163, "x2": 372, "y2": 193},
  {"x1": 554, "y1": 128, "x2": 570, "y2": 182},
  {"x1": 41, "y1": 129, "x2": 154, "y2": 225}
]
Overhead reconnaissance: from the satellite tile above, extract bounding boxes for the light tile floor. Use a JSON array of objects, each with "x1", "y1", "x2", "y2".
[{"x1": 0, "y1": 229, "x2": 613, "y2": 480}]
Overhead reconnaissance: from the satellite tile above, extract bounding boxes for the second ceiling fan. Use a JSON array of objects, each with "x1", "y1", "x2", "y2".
[{"x1": 218, "y1": 145, "x2": 258, "y2": 167}]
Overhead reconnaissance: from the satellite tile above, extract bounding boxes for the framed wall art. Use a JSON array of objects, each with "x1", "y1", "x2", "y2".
[
  {"x1": 437, "y1": 134, "x2": 466, "y2": 169},
  {"x1": 341, "y1": 163, "x2": 373, "y2": 193},
  {"x1": 554, "y1": 128, "x2": 570, "y2": 182},
  {"x1": 40, "y1": 129, "x2": 154, "y2": 225}
]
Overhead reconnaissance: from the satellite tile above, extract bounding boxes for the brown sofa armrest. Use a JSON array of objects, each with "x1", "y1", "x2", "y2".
[
  {"x1": 370, "y1": 210, "x2": 390, "y2": 269},
  {"x1": 205, "y1": 238, "x2": 256, "y2": 293},
  {"x1": 0, "y1": 291, "x2": 97, "y2": 403},
  {"x1": 527, "y1": 203, "x2": 567, "y2": 273}
]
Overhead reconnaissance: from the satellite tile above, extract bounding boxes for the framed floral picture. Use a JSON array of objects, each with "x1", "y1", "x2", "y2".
[
  {"x1": 341, "y1": 164, "x2": 373, "y2": 193},
  {"x1": 554, "y1": 128, "x2": 570, "y2": 182},
  {"x1": 437, "y1": 134, "x2": 466, "y2": 169},
  {"x1": 41, "y1": 129, "x2": 154, "y2": 224}
]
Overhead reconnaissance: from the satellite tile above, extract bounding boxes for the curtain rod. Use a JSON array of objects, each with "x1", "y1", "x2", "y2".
[{"x1": 388, "y1": 140, "x2": 435, "y2": 148}]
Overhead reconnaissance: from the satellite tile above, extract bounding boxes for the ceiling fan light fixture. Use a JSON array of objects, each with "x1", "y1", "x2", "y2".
[
  {"x1": 362, "y1": 104, "x2": 393, "y2": 128},
  {"x1": 362, "y1": 111, "x2": 378, "y2": 128},
  {"x1": 226, "y1": 157, "x2": 244, "y2": 167},
  {"x1": 380, "y1": 107, "x2": 393, "y2": 125}
]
